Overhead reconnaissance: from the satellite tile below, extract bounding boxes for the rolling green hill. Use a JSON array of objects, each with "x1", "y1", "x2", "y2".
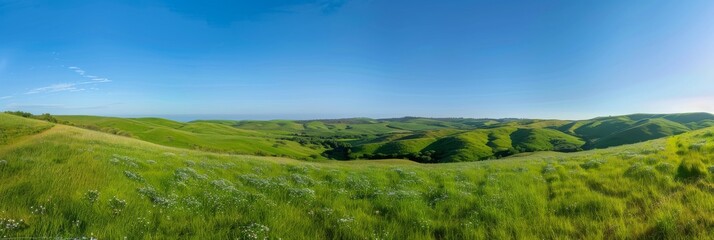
[
  {"x1": 510, "y1": 128, "x2": 585, "y2": 151},
  {"x1": 560, "y1": 113, "x2": 714, "y2": 149},
  {"x1": 0, "y1": 114, "x2": 54, "y2": 144},
  {"x1": 1, "y1": 112, "x2": 714, "y2": 238},
  {"x1": 52, "y1": 112, "x2": 714, "y2": 163},
  {"x1": 55, "y1": 116, "x2": 325, "y2": 160}
]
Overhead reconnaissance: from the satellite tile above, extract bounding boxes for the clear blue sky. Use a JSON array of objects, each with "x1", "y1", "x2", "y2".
[{"x1": 1, "y1": 0, "x2": 713, "y2": 120}]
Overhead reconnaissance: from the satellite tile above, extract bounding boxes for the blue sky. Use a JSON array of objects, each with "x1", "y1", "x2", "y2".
[{"x1": 1, "y1": 0, "x2": 713, "y2": 120}]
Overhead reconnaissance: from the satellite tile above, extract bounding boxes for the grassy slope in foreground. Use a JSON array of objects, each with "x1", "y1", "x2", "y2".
[{"x1": 1, "y1": 113, "x2": 714, "y2": 239}]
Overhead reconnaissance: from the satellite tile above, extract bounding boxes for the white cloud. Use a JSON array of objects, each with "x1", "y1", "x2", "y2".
[
  {"x1": 0, "y1": 96, "x2": 12, "y2": 100},
  {"x1": 67, "y1": 66, "x2": 111, "y2": 83},
  {"x1": 5, "y1": 103, "x2": 65, "y2": 108},
  {"x1": 91, "y1": 78, "x2": 111, "y2": 83},
  {"x1": 26, "y1": 83, "x2": 82, "y2": 94},
  {"x1": 5, "y1": 102, "x2": 120, "y2": 110},
  {"x1": 18, "y1": 66, "x2": 112, "y2": 96}
]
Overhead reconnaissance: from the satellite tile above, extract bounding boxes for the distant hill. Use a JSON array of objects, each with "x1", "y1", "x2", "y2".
[{"x1": 52, "y1": 112, "x2": 714, "y2": 162}]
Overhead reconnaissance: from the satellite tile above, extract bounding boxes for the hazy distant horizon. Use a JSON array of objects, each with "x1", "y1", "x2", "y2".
[{"x1": 36, "y1": 111, "x2": 710, "y2": 123}]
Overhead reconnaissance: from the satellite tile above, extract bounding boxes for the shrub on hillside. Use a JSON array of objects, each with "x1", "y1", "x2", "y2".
[
  {"x1": 0, "y1": 217, "x2": 28, "y2": 233},
  {"x1": 239, "y1": 222, "x2": 270, "y2": 240},
  {"x1": 4, "y1": 111, "x2": 57, "y2": 123},
  {"x1": 676, "y1": 158, "x2": 708, "y2": 181},
  {"x1": 124, "y1": 170, "x2": 145, "y2": 182},
  {"x1": 625, "y1": 163, "x2": 657, "y2": 180},
  {"x1": 34, "y1": 113, "x2": 58, "y2": 123},
  {"x1": 84, "y1": 190, "x2": 100, "y2": 204},
  {"x1": 108, "y1": 196, "x2": 127, "y2": 215},
  {"x1": 4, "y1": 111, "x2": 33, "y2": 118},
  {"x1": 655, "y1": 162, "x2": 675, "y2": 173},
  {"x1": 137, "y1": 186, "x2": 175, "y2": 207},
  {"x1": 551, "y1": 139, "x2": 583, "y2": 152},
  {"x1": 580, "y1": 159, "x2": 605, "y2": 169},
  {"x1": 689, "y1": 141, "x2": 706, "y2": 152},
  {"x1": 542, "y1": 164, "x2": 557, "y2": 174}
]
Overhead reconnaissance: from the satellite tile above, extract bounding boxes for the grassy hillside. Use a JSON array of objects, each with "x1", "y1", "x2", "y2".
[
  {"x1": 54, "y1": 112, "x2": 714, "y2": 163},
  {"x1": 561, "y1": 113, "x2": 714, "y2": 149},
  {"x1": 215, "y1": 118, "x2": 409, "y2": 136},
  {"x1": 1, "y1": 113, "x2": 714, "y2": 238},
  {"x1": 0, "y1": 114, "x2": 54, "y2": 144},
  {"x1": 588, "y1": 119, "x2": 690, "y2": 149},
  {"x1": 423, "y1": 130, "x2": 495, "y2": 162},
  {"x1": 510, "y1": 128, "x2": 585, "y2": 151},
  {"x1": 56, "y1": 116, "x2": 325, "y2": 160},
  {"x1": 352, "y1": 127, "x2": 585, "y2": 162}
]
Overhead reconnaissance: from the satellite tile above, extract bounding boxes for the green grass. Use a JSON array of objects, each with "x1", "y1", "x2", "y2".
[{"x1": 1, "y1": 113, "x2": 714, "y2": 238}]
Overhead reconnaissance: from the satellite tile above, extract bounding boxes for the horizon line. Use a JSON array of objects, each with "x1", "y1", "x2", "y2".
[{"x1": 18, "y1": 111, "x2": 712, "y2": 123}]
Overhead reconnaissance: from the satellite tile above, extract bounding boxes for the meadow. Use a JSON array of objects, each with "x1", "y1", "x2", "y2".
[{"x1": 1, "y1": 113, "x2": 714, "y2": 239}]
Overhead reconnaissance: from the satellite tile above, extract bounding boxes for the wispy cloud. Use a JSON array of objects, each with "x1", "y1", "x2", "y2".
[
  {"x1": 67, "y1": 66, "x2": 112, "y2": 83},
  {"x1": 26, "y1": 83, "x2": 85, "y2": 94},
  {"x1": 5, "y1": 102, "x2": 121, "y2": 110},
  {"x1": 24, "y1": 66, "x2": 112, "y2": 95},
  {"x1": 5, "y1": 103, "x2": 65, "y2": 109},
  {"x1": 0, "y1": 95, "x2": 12, "y2": 100},
  {"x1": 87, "y1": 78, "x2": 111, "y2": 83}
]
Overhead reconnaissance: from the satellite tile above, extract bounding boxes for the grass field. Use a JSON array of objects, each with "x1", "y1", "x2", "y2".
[{"x1": 2, "y1": 113, "x2": 714, "y2": 239}]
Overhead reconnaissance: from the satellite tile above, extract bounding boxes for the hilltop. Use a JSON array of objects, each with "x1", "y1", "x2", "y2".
[
  {"x1": 50, "y1": 112, "x2": 714, "y2": 163},
  {"x1": 1, "y1": 112, "x2": 713, "y2": 238}
]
